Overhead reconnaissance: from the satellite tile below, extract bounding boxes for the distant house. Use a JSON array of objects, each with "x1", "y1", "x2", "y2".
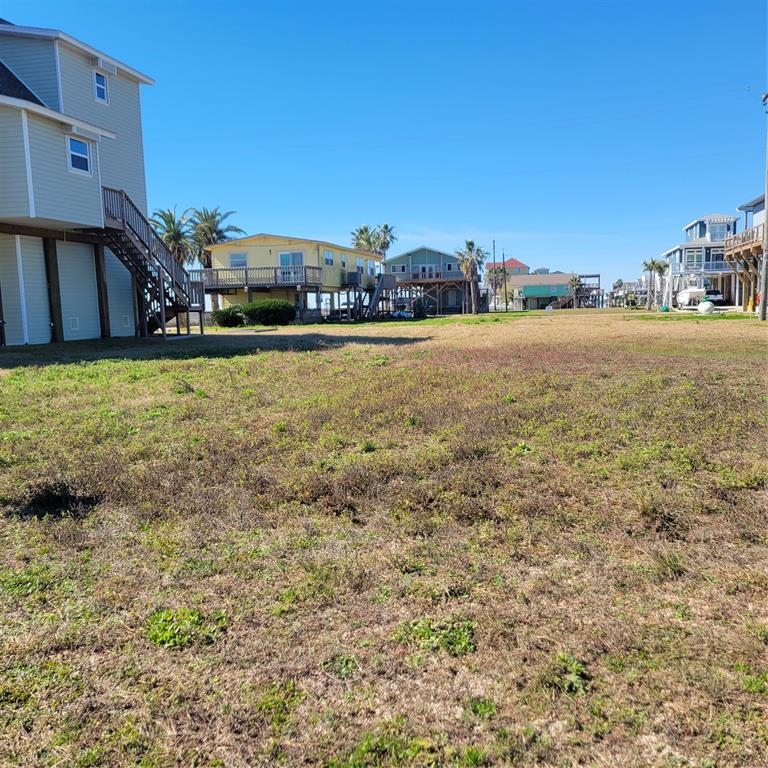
[
  {"x1": 661, "y1": 214, "x2": 739, "y2": 307},
  {"x1": 0, "y1": 18, "x2": 201, "y2": 345},
  {"x1": 384, "y1": 246, "x2": 482, "y2": 314},
  {"x1": 506, "y1": 272, "x2": 578, "y2": 310},
  {"x1": 486, "y1": 256, "x2": 529, "y2": 275},
  {"x1": 724, "y1": 194, "x2": 764, "y2": 311},
  {"x1": 199, "y1": 234, "x2": 385, "y2": 321}
]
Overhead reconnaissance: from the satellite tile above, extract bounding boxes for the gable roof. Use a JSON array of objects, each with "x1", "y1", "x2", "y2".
[
  {"x1": 488, "y1": 256, "x2": 528, "y2": 270},
  {"x1": 0, "y1": 60, "x2": 44, "y2": 105},
  {"x1": 0, "y1": 21, "x2": 153, "y2": 85},
  {"x1": 387, "y1": 246, "x2": 457, "y2": 261},
  {"x1": 682, "y1": 214, "x2": 738, "y2": 230}
]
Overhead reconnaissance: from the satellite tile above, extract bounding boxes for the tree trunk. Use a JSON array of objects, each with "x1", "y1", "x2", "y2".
[{"x1": 470, "y1": 280, "x2": 478, "y2": 314}]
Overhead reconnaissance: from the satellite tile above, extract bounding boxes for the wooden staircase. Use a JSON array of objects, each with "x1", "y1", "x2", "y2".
[{"x1": 93, "y1": 187, "x2": 204, "y2": 336}]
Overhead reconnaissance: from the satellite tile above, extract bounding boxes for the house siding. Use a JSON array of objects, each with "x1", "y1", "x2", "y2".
[
  {"x1": 20, "y1": 236, "x2": 51, "y2": 344},
  {"x1": 27, "y1": 112, "x2": 102, "y2": 226},
  {"x1": 105, "y1": 248, "x2": 134, "y2": 336},
  {"x1": 0, "y1": 36, "x2": 58, "y2": 108},
  {"x1": 0, "y1": 106, "x2": 30, "y2": 218},
  {"x1": 58, "y1": 44, "x2": 148, "y2": 212},
  {"x1": 0, "y1": 234, "x2": 24, "y2": 345},
  {"x1": 57, "y1": 240, "x2": 100, "y2": 340}
]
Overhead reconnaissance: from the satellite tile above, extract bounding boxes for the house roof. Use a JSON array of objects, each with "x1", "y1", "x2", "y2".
[
  {"x1": 0, "y1": 21, "x2": 154, "y2": 85},
  {"x1": 505, "y1": 272, "x2": 577, "y2": 286},
  {"x1": 0, "y1": 93, "x2": 116, "y2": 137},
  {"x1": 208, "y1": 233, "x2": 382, "y2": 260},
  {"x1": 0, "y1": 60, "x2": 44, "y2": 105},
  {"x1": 387, "y1": 246, "x2": 456, "y2": 261},
  {"x1": 487, "y1": 256, "x2": 528, "y2": 270},
  {"x1": 737, "y1": 194, "x2": 765, "y2": 212},
  {"x1": 682, "y1": 214, "x2": 738, "y2": 230}
]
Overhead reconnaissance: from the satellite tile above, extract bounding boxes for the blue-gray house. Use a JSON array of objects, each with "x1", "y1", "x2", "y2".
[{"x1": 0, "y1": 18, "x2": 201, "y2": 345}]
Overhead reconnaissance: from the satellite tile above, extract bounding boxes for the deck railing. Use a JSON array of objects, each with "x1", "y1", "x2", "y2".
[
  {"x1": 102, "y1": 187, "x2": 191, "y2": 303},
  {"x1": 725, "y1": 223, "x2": 764, "y2": 251},
  {"x1": 189, "y1": 266, "x2": 324, "y2": 289}
]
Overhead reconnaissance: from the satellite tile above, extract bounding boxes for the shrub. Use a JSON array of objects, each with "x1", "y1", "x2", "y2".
[
  {"x1": 242, "y1": 299, "x2": 295, "y2": 326},
  {"x1": 146, "y1": 607, "x2": 226, "y2": 648},
  {"x1": 394, "y1": 616, "x2": 476, "y2": 657},
  {"x1": 211, "y1": 304, "x2": 246, "y2": 327},
  {"x1": 466, "y1": 696, "x2": 497, "y2": 719},
  {"x1": 540, "y1": 653, "x2": 590, "y2": 696}
]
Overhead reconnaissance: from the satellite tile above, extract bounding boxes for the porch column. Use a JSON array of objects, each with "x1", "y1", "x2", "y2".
[
  {"x1": 93, "y1": 243, "x2": 111, "y2": 339},
  {"x1": 42, "y1": 237, "x2": 63, "y2": 342}
]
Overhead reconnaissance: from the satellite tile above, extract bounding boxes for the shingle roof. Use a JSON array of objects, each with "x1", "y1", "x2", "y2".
[
  {"x1": 505, "y1": 273, "x2": 577, "y2": 287},
  {"x1": 488, "y1": 257, "x2": 529, "y2": 270},
  {"x1": 0, "y1": 60, "x2": 44, "y2": 105}
]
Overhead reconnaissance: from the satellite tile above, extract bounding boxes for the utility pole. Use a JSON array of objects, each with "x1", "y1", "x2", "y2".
[
  {"x1": 502, "y1": 250, "x2": 509, "y2": 311},
  {"x1": 492, "y1": 239, "x2": 498, "y2": 311},
  {"x1": 760, "y1": 92, "x2": 768, "y2": 321}
]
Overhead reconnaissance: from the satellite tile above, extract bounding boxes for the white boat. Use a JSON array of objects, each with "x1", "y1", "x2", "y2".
[{"x1": 676, "y1": 287, "x2": 706, "y2": 307}]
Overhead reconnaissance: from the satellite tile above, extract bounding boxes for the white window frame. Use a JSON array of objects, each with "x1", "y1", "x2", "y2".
[
  {"x1": 324, "y1": 249, "x2": 334, "y2": 266},
  {"x1": 229, "y1": 252, "x2": 247, "y2": 268},
  {"x1": 278, "y1": 251, "x2": 304, "y2": 267},
  {"x1": 367, "y1": 259, "x2": 375, "y2": 277},
  {"x1": 93, "y1": 70, "x2": 109, "y2": 104},
  {"x1": 66, "y1": 135, "x2": 92, "y2": 176}
]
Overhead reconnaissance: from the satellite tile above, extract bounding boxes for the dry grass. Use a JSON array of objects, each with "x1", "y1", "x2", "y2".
[{"x1": 0, "y1": 312, "x2": 767, "y2": 767}]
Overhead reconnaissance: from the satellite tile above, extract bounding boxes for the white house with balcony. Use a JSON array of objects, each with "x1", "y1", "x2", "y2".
[
  {"x1": 0, "y1": 17, "x2": 202, "y2": 345},
  {"x1": 661, "y1": 214, "x2": 739, "y2": 307}
]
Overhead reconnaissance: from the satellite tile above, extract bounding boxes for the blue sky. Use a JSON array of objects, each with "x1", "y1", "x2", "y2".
[{"x1": 4, "y1": 0, "x2": 766, "y2": 285}]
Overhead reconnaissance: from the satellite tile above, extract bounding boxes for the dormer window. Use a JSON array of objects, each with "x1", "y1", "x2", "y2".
[
  {"x1": 94, "y1": 71, "x2": 109, "y2": 104},
  {"x1": 67, "y1": 137, "x2": 91, "y2": 174}
]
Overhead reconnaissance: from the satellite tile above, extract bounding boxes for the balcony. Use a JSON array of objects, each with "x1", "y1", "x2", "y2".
[
  {"x1": 725, "y1": 223, "x2": 764, "y2": 255},
  {"x1": 399, "y1": 271, "x2": 466, "y2": 281},
  {"x1": 189, "y1": 265, "x2": 324, "y2": 291}
]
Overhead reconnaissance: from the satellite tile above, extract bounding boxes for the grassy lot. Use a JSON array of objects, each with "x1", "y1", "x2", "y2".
[{"x1": 0, "y1": 312, "x2": 767, "y2": 767}]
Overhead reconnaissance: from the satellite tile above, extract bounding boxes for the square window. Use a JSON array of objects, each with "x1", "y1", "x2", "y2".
[
  {"x1": 229, "y1": 253, "x2": 247, "y2": 268},
  {"x1": 67, "y1": 137, "x2": 91, "y2": 174},
  {"x1": 94, "y1": 71, "x2": 109, "y2": 103}
]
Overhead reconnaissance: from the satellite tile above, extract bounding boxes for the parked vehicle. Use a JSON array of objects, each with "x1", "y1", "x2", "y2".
[{"x1": 704, "y1": 289, "x2": 725, "y2": 305}]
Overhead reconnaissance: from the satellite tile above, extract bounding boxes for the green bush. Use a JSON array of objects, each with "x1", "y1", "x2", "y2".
[
  {"x1": 146, "y1": 607, "x2": 227, "y2": 648},
  {"x1": 211, "y1": 304, "x2": 246, "y2": 327},
  {"x1": 242, "y1": 299, "x2": 295, "y2": 326}
]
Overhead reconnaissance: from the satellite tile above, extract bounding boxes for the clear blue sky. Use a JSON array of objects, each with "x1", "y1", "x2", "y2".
[{"x1": 4, "y1": 0, "x2": 767, "y2": 285}]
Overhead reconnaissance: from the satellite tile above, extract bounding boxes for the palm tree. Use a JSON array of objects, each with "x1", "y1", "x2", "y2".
[
  {"x1": 190, "y1": 207, "x2": 245, "y2": 268},
  {"x1": 642, "y1": 258, "x2": 666, "y2": 308},
  {"x1": 654, "y1": 260, "x2": 669, "y2": 307},
  {"x1": 568, "y1": 275, "x2": 582, "y2": 309},
  {"x1": 374, "y1": 224, "x2": 397, "y2": 259},
  {"x1": 351, "y1": 225, "x2": 377, "y2": 253},
  {"x1": 455, "y1": 240, "x2": 486, "y2": 314},
  {"x1": 190, "y1": 207, "x2": 245, "y2": 310},
  {"x1": 150, "y1": 207, "x2": 193, "y2": 265}
]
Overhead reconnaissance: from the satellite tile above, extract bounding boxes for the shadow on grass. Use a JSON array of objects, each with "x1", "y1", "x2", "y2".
[{"x1": 0, "y1": 330, "x2": 432, "y2": 368}]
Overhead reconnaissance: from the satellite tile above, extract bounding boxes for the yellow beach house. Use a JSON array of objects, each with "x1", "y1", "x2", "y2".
[{"x1": 192, "y1": 234, "x2": 385, "y2": 321}]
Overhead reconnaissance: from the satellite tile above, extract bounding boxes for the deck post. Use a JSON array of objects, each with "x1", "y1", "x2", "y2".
[
  {"x1": 42, "y1": 237, "x2": 64, "y2": 342},
  {"x1": 158, "y1": 278, "x2": 167, "y2": 339},
  {"x1": 93, "y1": 243, "x2": 111, "y2": 339}
]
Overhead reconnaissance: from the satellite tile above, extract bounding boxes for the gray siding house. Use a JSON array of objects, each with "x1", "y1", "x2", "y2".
[{"x1": 0, "y1": 18, "x2": 201, "y2": 345}]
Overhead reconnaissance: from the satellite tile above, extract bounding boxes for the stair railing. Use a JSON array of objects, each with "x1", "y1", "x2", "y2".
[{"x1": 102, "y1": 187, "x2": 191, "y2": 304}]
